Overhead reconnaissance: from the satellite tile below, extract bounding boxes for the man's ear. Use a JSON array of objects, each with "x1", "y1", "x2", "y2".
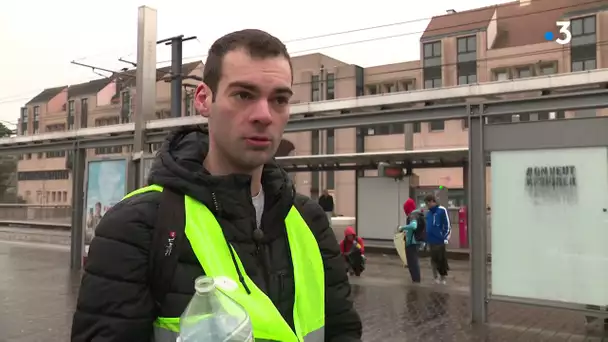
[{"x1": 194, "y1": 83, "x2": 213, "y2": 117}]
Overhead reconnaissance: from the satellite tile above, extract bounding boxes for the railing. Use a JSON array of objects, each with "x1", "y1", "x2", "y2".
[{"x1": 0, "y1": 204, "x2": 71, "y2": 224}]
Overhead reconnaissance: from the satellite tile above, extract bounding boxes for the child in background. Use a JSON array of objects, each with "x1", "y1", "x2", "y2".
[
  {"x1": 399, "y1": 198, "x2": 422, "y2": 283},
  {"x1": 340, "y1": 226, "x2": 366, "y2": 276}
]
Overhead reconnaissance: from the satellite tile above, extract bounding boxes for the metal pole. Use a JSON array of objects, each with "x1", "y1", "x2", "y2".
[
  {"x1": 129, "y1": 6, "x2": 158, "y2": 192},
  {"x1": 70, "y1": 146, "x2": 86, "y2": 270},
  {"x1": 171, "y1": 37, "x2": 183, "y2": 118},
  {"x1": 468, "y1": 104, "x2": 488, "y2": 324}
]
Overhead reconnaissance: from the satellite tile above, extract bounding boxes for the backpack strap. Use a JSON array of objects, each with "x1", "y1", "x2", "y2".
[{"x1": 149, "y1": 187, "x2": 186, "y2": 311}]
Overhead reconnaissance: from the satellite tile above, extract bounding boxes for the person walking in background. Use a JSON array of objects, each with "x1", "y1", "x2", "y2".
[
  {"x1": 399, "y1": 198, "x2": 424, "y2": 283},
  {"x1": 318, "y1": 189, "x2": 335, "y2": 224},
  {"x1": 424, "y1": 193, "x2": 451, "y2": 285}
]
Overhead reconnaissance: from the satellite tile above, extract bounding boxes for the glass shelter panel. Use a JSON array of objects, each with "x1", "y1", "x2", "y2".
[{"x1": 490, "y1": 147, "x2": 608, "y2": 306}]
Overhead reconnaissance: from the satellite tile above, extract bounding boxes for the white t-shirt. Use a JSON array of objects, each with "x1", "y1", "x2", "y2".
[{"x1": 251, "y1": 187, "x2": 265, "y2": 229}]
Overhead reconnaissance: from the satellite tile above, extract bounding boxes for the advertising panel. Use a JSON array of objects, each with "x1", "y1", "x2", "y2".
[
  {"x1": 83, "y1": 159, "x2": 128, "y2": 253},
  {"x1": 491, "y1": 147, "x2": 608, "y2": 306}
]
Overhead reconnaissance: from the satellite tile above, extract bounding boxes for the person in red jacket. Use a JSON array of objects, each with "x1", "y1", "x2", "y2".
[{"x1": 340, "y1": 226, "x2": 366, "y2": 276}]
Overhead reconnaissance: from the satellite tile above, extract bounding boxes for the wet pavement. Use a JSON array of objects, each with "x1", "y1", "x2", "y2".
[{"x1": 0, "y1": 241, "x2": 606, "y2": 342}]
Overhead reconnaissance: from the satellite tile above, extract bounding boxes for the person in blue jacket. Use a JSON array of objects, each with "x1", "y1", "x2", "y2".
[{"x1": 424, "y1": 193, "x2": 451, "y2": 284}]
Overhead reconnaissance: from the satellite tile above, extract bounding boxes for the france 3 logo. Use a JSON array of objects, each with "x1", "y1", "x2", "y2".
[{"x1": 544, "y1": 22, "x2": 571, "y2": 45}]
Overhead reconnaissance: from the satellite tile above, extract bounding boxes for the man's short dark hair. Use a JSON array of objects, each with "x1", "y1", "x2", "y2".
[
  {"x1": 424, "y1": 194, "x2": 437, "y2": 203},
  {"x1": 203, "y1": 29, "x2": 292, "y2": 100}
]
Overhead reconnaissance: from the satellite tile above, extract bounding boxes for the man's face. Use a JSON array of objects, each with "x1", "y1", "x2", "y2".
[
  {"x1": 425, "y1": 200, "x2": 436, "y2": 209},
  {"x1": 195, "y1": 49, "x2": 293, "y2": 172}
]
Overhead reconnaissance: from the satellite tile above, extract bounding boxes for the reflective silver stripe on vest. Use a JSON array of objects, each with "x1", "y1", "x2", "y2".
[
  {"x1": 303, "y1": 327, "x2": 324, "y2": 342},
  {"x1": 153, "y1": 324, "x2": 324, "y2": 341},
  {"x1": 153, "y1": 326, "x2": 178, "y2": 342}
]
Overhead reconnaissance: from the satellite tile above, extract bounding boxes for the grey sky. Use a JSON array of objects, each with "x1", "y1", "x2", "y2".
[{"x1": 0, "y1": 0, "x2": 511, "y2": 127}]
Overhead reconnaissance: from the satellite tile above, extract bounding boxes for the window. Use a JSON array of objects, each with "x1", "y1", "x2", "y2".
[
  {"x1": 399, "y1": 80, "x2": 415, "y2": 91},
  {"x1": 366, "y1": 84, "x2": 378, "y2": 95},
  {"x1": 17, "y1": 170, "x2": 70, "y2": 181},
  {"x1": 185, "y1": 92, "x2": 194, "y2": 116},
  {"x1": 95, "y1": 116, "x2": 120, "y2": 127},
  {"x1": 494, "y1": 70, "x2": 510, "y2": 81},
  {"x1": 384, "y1": 83, "x2": 395, "y2": 93},
  {"x1": 121, "y1": 91, "x2": 131, "y2": 123},
  {"x1": 46, "y1": 150, "x2": 66, "y2": 158},
  {"x1": 457, "y1": 36, "x2": 477, "y2": 55},
  {"x1": 571, "y1": 15, "x2": 596, "y2": 72},
  {"x1": 67, "y1": 100, "x2": 75, "y2": 130},
  {"x1": 363, "y1": 123, "x2": 404, "y2": 136},
  {"x1": 423, "y1": 41, "x2": 442, "y2": 59},
  {"x1": 462, "y1": 119, "x2": 469, "y2": 129},
  {"x1": 20, "y1": 107, "x2": 28, "y2": 135},
  {"x1": 540, "y1": 63, "x2": 556, "y2": 75},
  {"x1": 424, "y1": 68, "x2": 442, "y2": 89},
  {"x1": 326, "y1": 129, "x2": 335, "y2": 190},
  {"x1": 62, "y1": 191, "x2": 67, "y2": 202},
  {"x1": 326, "y1": 73, "x2": 335, "y2": 100},
  {"x1": 149, "y1": 142, "x2": 162, "y2": 153},
  {"x1": 423, "y1": 41, "x2": 442, "y2": 89},
  {"x1": 413, "y1": 122, "x2": 421, "y2": 133},
  {"x1": 80, "y1": 98, "x2": 88, "y2": 128},
  {"x1": 355, "y1": 66, "x2": 365, "y2": 97},
  {"x1": 311, "y1": 75, "x2": 320, "y2": 102},
  {"x1": 33, "y1": 106, "x2": 40, "y2": 134},
  {"x1": 310, "y1": 130, "x2": 320, "y2": 199},
  {"x1": 94, "y1": 146, "x2": 123, "y2": 155},
  {"x1": 458, "y1": 62, "x2": 477, "y2": 85},
  {"x1": 429, "y1": 120, "x2": 445, "y2": 132},
  {"x1": 517, "y1": 67, "x2": 533, "y2": 78},
  {"x1": 457, "y1": 35, "x2": 477, "y2": 85}
]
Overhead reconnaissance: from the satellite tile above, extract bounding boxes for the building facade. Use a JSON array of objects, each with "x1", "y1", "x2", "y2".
[{"x1": 15, "y1": 0, "x2": 608, "y2": 216}]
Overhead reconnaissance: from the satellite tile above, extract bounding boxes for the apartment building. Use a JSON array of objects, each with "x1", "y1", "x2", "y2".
[
  {"x1": 15, "y1": 0, "x2": 608, "y2": 214},
  {"x1": 16, "y1": 61, "x2": 203, "y2": 204},
  {"x1": 285, "y1": 0, "x2": 608, "y2": 216}
]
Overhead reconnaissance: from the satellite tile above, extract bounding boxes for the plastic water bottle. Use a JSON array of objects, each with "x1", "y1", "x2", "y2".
[{"x1": 177, "y1": 276, "x2": 253, "y2": 342}]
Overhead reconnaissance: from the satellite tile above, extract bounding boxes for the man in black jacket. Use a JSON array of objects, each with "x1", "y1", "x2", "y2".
[
  {"x1": 71, "y1": 29, "x2": 362, "y2": 342},
  {"x1": 318, "y1": 189, "x2": 335, "y2": 223}
]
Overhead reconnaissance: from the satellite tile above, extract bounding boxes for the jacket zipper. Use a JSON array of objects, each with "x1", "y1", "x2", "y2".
[{"x1": 252, "y1": 191, "x2": 271, "y2": 288}]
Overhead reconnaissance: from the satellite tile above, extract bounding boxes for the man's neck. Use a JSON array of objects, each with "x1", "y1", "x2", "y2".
[{"x1": 204, "y1": 148, "x2": 263, "y2": 196}]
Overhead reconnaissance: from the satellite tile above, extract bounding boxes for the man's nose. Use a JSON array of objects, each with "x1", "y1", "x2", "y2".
[{"x1": 249, "y1": 100, "x2": 273, "y2": 124}]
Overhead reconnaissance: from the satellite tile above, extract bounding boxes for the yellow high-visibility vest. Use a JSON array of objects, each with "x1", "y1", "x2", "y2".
[{"x1": 124, "y1": 185, "x2": 325, "y2": 341}]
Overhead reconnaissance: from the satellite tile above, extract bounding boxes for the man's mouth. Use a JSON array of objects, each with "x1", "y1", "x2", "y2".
[{"x1": 245, "y1": 136, "x2": 271, "y2": 147}]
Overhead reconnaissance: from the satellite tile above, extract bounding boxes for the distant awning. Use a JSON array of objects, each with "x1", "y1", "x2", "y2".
[{"x1": 276, "y1": 148, "x2": 469, "y2": 172}]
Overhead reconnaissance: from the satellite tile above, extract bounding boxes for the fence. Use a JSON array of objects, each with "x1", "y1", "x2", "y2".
[{"x1": 0, "y1": 204, "x2": 71, "y2": 223}]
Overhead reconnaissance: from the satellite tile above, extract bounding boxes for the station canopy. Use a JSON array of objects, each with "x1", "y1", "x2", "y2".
[{"x1": 275, "y1": 148, "x2": 469, "y2": 172}]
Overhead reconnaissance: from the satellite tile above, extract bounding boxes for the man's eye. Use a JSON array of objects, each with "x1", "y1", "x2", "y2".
[
  {"x1": 274, "y1": 97, "x2": 289, "y2": 105},
  {"x1": 235, "y1": 92, "x2": 253, "y2": 100}
]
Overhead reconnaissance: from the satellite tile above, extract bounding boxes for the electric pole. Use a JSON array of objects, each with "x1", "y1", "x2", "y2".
[{"x1": 157, "y1": 35, "x2": 196, "y2": 118}]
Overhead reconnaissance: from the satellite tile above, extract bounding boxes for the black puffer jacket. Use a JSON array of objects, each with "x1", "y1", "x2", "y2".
[{"x1": 71, "y1": 127, "x2": 362, "y2": 342}]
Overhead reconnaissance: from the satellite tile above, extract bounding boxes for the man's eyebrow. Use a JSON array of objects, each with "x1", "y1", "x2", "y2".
[
  {"x1": 227, "y1": 81, "x2": 259, "y2": 92},
  {"x1": 227, "y1": 82, "x2": 293, "y2": 96},
  {"x1": 275, "y1": 87, "x2": 293, "y2": 96}
]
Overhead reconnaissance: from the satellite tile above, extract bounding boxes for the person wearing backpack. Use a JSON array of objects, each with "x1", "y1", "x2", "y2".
[
  {"x1": 71, "y1": 29, "x2": 362, "y2": 342},
  {"x1": 399, "y1": 198, "x2": 424, "y2": 283}
]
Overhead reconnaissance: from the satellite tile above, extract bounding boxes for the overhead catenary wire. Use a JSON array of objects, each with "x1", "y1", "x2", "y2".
[
  {"x1": 0, "y1": 0, "x2": 602, "y2": 105},
  {"x1": 165, "y1": 0, "x2": 602, "y2": 64}
]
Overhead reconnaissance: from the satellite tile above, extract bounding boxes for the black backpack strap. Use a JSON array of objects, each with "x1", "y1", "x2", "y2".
[{"x1": 149, "y1": 187, "x2": 186, "y2": 311}]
